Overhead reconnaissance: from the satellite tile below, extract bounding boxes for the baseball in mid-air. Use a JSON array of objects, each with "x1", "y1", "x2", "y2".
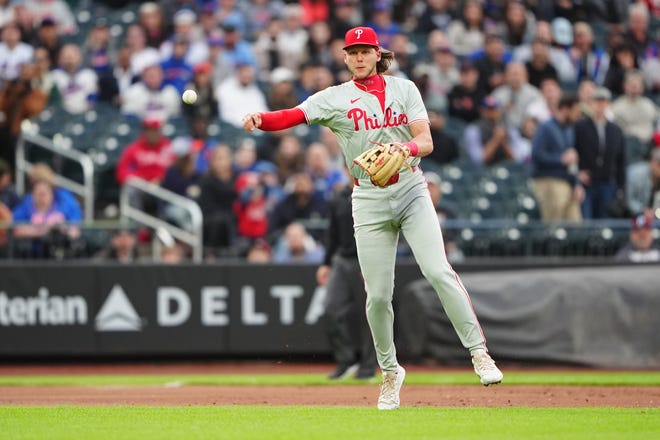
[{"x1": 182, "y1": 89, "x2": 197, "y2": 104}]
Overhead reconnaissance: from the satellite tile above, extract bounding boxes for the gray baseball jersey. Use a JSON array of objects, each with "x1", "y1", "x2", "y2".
[{"x1": 298, "y1": 76, "x2": 426, "y2": 178}]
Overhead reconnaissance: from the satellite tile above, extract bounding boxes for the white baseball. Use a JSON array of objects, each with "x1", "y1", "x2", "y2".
[{"x1": 182, "y1": 89, "x2": 197, "y2": 104}]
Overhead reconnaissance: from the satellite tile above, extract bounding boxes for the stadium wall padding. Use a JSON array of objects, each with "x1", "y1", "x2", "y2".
[{"x1": 0, "y1": 263, "x2": 657, "y2": 367}]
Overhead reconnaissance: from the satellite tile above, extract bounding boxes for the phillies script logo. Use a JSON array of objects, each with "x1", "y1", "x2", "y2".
[{"x1": 347, "y1": 108, "x2": 408, "y2": 131}]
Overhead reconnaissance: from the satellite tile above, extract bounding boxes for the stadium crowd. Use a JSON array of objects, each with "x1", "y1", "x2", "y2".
[{"x1": 0, "y1": 0, "x2": 659, "y2": 262}]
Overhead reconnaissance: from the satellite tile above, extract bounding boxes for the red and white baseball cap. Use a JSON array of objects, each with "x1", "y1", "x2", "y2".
[{"x1": 343, "y1": 26, "x2": 380, "y2": 50}]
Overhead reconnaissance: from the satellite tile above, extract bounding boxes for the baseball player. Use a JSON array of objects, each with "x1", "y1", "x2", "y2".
[{"x1": 242, "y1": 26, "x2": 503, "y2": 410}]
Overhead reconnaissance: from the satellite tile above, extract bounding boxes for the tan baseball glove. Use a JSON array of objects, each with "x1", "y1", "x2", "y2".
[{"x1": 353, "y1": 142, "x2": 412, "y2": 187}]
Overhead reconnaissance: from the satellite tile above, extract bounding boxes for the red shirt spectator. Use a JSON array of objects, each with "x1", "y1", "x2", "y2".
[{"x1": 115, "y1": 118, "x2": 174, "y2": 185}]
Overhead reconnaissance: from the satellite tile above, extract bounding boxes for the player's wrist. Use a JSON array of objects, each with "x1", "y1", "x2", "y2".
[{"x1": 403, "y1": 141, "x2": 419, "y2": 157}]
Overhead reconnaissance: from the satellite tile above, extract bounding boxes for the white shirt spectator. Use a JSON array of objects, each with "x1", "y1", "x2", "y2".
[
  {"x1": 0, "y1": 26, "x2": 33, "y2": 82},
  {"x1": 121, "y1": 82, "x2": 181, "y2": 121},
  {"x1": 216, "y1": 65, "x2": 268, "y2": 128},
  {"x1": 51, "y1": 68, "x2": 99, "y2": 114}
]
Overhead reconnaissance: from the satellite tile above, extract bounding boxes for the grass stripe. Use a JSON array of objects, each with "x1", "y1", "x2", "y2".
[{"x1": 1, "y1": 406, "x2": 659, "y2": 440}]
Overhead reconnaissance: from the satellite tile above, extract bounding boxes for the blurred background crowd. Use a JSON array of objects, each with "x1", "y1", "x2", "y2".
[{"x1": 0, "y1": 0, "x2": 659, "y2": 264}]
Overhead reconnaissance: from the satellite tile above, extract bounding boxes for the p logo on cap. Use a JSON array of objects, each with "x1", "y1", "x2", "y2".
[{"x1": 343, "y1": 26, "x2": 380, "y2": 50}]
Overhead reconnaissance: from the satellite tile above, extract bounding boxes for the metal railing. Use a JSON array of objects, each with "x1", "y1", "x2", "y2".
[
  {"x1": 119, "y1": 176, "x2": 204, "y2": 262},
  {"x1": 15, "y1": 121, "x2": 95, "y2": 222}
]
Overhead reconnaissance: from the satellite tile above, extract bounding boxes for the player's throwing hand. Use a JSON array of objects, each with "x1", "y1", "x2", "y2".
[{"x1": 242, "y1": 113, "x2": 262, "y2": 132}]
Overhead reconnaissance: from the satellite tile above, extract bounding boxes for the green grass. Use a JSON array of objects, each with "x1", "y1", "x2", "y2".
[
  {"x1": 1, "y1": 371, "x2": 660, "y2": 387},
  {"x1": 1, "y1": 406, "x2": 658, "y2": 440}
]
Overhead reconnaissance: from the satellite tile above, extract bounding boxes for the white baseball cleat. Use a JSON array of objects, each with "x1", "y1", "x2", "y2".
[
  {"x1": 471, "y1": 349, "x2": 503, "y2": 386},
  {"x1": 377, "y1": 365, "x2": 406, "y2": 410}
]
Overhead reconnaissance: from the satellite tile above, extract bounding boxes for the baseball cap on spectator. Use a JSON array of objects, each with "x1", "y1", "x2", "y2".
[
  {"x1": 482, "y1": 95, "x2": 500, "y2": 109},
  {"x1": 173, "y1": 9, "x2": 196, "y2": 26},
  {"x1": 253, "y1": 161, "x2": 278, "y2": 175},
  {"x1": 39, "y1": 17, "x2": 56, "y2": 27},
  {"x1": 343, "y1": 26, "x2": 380, "y2": 50},
  {"x1": 551, "y1": 17, "x2": 573, "y2": 46},
  {"x1": 221, "y1": 15, "x2": 242, "y2": 33},
  {"x1": 593, "y1": 87, "x2": 612, "y2": 101},
  {"x1": 631, "y1": 214, "x2": 653, "y2": 230},
  {"x1": 270, "y1": 66, "x2": 295, "y2": 83},
  {"x1": 142, "y1": 117, "x2": 163, "y2": 130},
  {"x1": 193, "y1": 61, "x2": 212, "y2": 74}
]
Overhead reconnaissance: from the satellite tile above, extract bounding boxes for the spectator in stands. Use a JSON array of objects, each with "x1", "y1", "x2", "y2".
[
  {"x1": 387, "y1": 33, "x2": 414, "y2": 79},
  {"x1": 94, "y1": 227, "x2": 139, "y2": 264},
  {"x1": 160, "y1": 9, "x2": 209, "y2": 67},
  {"x1": 160, "y1": 35, "x2": 194, "y2": 95},
  {"x1": 51, "y1": 44, "x2": 99, "y2": 114},
  {"x1": 111, "y1": 46, "x2": 134, "y2": 101},
  {"x1": 426, "y1": 109, "x2": 460, "y2": 166},
  {"x1": 198, "y1": 144, "x2": 237, "y2": 255},
  {"x1": 245, "y1": 238, "x2": 273, "y2": 263},
  {"x1": 304, "y1": 20, "x2": 334, "y2": 68},
  {"x1": 123, "y1": 23, "x2": 160, "y2": 80},
  {"x1": 216, "y1": 62, "x2": 268, "y2": 129},
  {"x1": 32, "y1": 17, "x2": 64, "y2": 67},
  {"x1": 83, "y1": 18, "x2": 119, "y2": 105},
  {"x1": 159, "y1": 242, "x2": 186, "y2": 264},
  {"x1": 233, "y1": 171, "x2": 268, "y2": 246},
  {"x1": 277, "y1": 4, "x2": 309, "y2": 73},
  {"x1": 0, "y1": 22, "x2": 34, "y2": 83},
  {"x1": 448, "y1": 59, "x2": 483, "y2": 124},
  {"x1": 603, "y1": 43, "x2": 639, "y2": 97},
  {"x1": 574, "y1": 87, "x2": 627, "y2": 219},
  {"x1": 120, "y1": 64, "x2": 181, "y2": 122},
  {"x1": 12, "y1": 2, "x2": 37, "y2": 45},
  {"x1": 182, "y1": 62, "x2": 218, "y2": 124},
  {"x1": 328, "y1": 0, "x2": 361, "y2": 40},
  {"x1": 624, "y1": 3, "x2": 657, "y2": 66},
  {"x1": 614, "y1": 213, "x2": 660, "y2": 263},
  {"x1": 464, "y1": 95, "x2": 516, "y2": 165},
  {"x1": 491, "y1": 61, "x2": 544, "y2": 132},
  {"x1": 0, "y1": 62, "x2": 48, "y2": 170},
  {"x1": 272, "y1": 134, "x2": 305, "y2": 185},
  {"x1": 531, "y1": 93, "x2": 583, "y2": 222},
  {"x1": 513, "y1": 20, "x2": 575, "y2": 85},
  {"x1": 415, "y1": 44, "x2": 459, "y2": 113},
  {"x1": 474, "y1": 33, "x2": 507, "y2": 96},
  {"x1": 508, "y1": 115, "x2": 538, "y2": 165},
  {"x1": 524, "y1": 38, "x2": 559, "y2": 89},
  {"x1": 498, "y1": 0, "x2": 536, "y2": 48},
  {"x1": 253, "y1": 17, "x2": 285, "y2": 83},
  {"x1": 23, "y1": 0, "x2": 76, "y2": 36},
  {"x1": 160, "y1": 136, "x2": 203, "y2": 230},
  {"x1": 12, "y1": 167, "x2": 82, "y2": 259},
  {"x1": 242, "y1": 0, "x2": 285, "y2": 41},
  {"x1": 138, "y1": 2, "x2": 167, "y2": 49},
  {"x1": 525, "y1": 76, "x2": 562, "y2": 123},
  {"x1": 115, "y1": 117, "x2": 175, "y2": 211},
  {"x1": 214, "y1": 19, "x2": 258, "y2": 79},
  {"x1": 626, "y1": 148, "x2": 660, "y2": 216},
  {"x1": 272, "y1": 221, "x2": 324, "y2": 264},
  {"x1": 365, "y1": 1, "x2": 401, "y2": 49},
  {"x1": 268, "y1": 172, "x2": 328, "y2": 242},
  {"x1": 566, "y1": 21, "x2": 610, "y2": 86},
  {"x1": 611, "y1": 69, "x2": 658, "y2": 146},
  {"x1": 304, "y1": 142, "x2": 346, "y2": 202},
  {"x1": 446, "y1": 0, "x2": 486, "y2": 58},
  {"x1": 266, "y1": 67, "x2": 299, "y2": 111},
  {"x1": 414, "y1": 0, "x2": 453, "y2": 34}
]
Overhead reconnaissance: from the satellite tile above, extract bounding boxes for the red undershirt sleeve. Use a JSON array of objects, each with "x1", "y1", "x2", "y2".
[{"x1": 259, "y1": 108, "x2": 307, "y2": 131}]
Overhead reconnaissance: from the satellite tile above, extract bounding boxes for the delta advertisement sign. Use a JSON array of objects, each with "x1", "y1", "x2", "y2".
[{"x1": 0, "y1": 264, "x2": 331, "y2": 357}]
